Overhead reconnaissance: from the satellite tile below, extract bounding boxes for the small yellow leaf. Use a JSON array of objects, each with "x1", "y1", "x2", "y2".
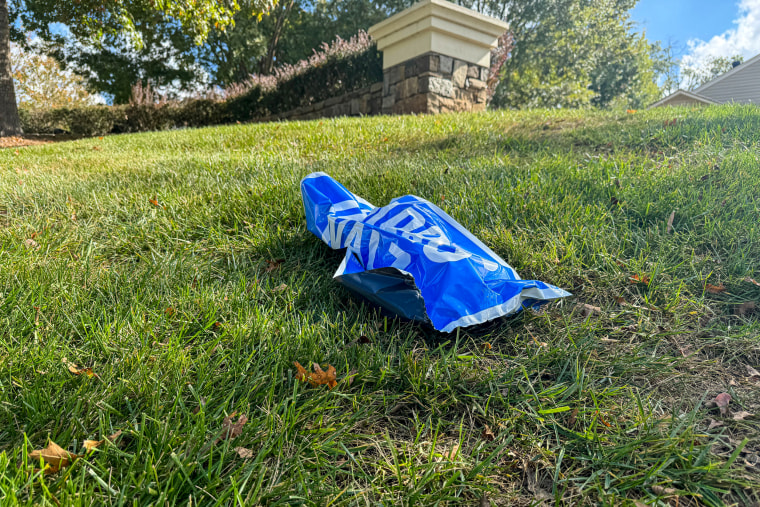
[{"x1": 294, "y1": 361, "x2": 338, "y2": 389}]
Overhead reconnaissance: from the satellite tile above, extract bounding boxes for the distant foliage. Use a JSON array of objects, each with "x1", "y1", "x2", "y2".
[
  {"x1": 487, "y1": 31, "x2": 513, "y2": 103},
  {"x1": 681, "y1": 55, "x2": 745, "y2": 91},
  {"x1": 19, "y1": 32, "x2": 381, "y2": 135},
  {"x1": 11, "y1": 43, "x2": 99, "y2": 109},
  {"x1": 224, "y1": 31, "x2": 376, "y2": 98}
]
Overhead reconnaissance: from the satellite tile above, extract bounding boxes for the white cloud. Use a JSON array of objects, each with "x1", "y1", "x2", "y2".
[{"x1": 683, "y1": 0, "x2": 760, "y2": 68}]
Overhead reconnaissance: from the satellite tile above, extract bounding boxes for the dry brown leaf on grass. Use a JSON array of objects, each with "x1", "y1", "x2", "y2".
[
  {"x1": 265, "y1": 259, "x2": 285, "y2": 272},
  {"x1": 578, "y1": 303, "x2": 601, "y2": 317},
  {"x1": 651, "y1": 485, "x2": 679, "y2": 496},
  {"x1": 708, "y1": 419, "x2": 724, "y2": 430},
  {"x1": 747, "y1": 365, "x2": 760, "y2": 378},
  {"x1": 568, "y1": 408, "x2": 579, "y2": 427},
  {"x1": 294, "y1": 361, "x2": 338, "y2": 389},
  {"x1": 235, "y1": 447, "x2": 255, "y2": 459},
  {"x1": 29, "y1": 440, "x2": 80, "y2": 475},
  {"x1": 148, "y1": 196, "x2": 165, "y2": 209},
  {"x1": 482, "y1": 425, "x2": 495, "y2": 441},
  {"x1": 736, "y1": 301, "x2": 757, "y2": 316},
  {"x1": 83, "y1": 430, "x2": 123, "y2": 452},
  {"x1": 705, "y1": 283, "x2": 727, "y2": 294},
  {"x1": 666, "y1": 210, "x2": 675, "y2": 233},
  {"x1": 709, "y1": 392, "x2": 732, "y2": 416},
  {"x1": 62, "y1": 357, "x2": 99, "y2": 379},
  {"x1": 192, "y1": 397, "x2": 207, "y2": 415},
  {"x1": 444, "y1": 444, "x2": 459, "y2": 460},
  {"x1": 629, "y1": 274, "x2": 650, "y2": 285},
  {"x1": 214, "y1": 413, "x2": 248, "y2": 444},
  {"x1": 733, "y1": 411, "x2": 754, "y2": 421}
]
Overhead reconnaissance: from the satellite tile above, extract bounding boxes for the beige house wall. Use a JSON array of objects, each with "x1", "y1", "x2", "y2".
[
  {"x1": 657, "y1": 95, "x2": 708, "y2": 107},
  {"x1": 697, "y1": 58, "x2": 760, "y2": 104}
]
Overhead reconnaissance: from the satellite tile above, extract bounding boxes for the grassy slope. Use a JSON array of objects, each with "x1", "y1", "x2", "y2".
[{"x1": 0, "y1": 106, "x2": 759, "y2": 506}]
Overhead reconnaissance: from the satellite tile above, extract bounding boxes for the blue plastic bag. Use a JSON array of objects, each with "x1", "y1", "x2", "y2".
[{"x1": 301, "y1": 172, "x2": 571, "y2": 332}]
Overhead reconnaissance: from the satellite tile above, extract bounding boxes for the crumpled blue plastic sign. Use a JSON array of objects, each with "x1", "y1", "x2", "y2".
[{"x1": 301, "y1": 172, "x2": 571, "y2": 332}]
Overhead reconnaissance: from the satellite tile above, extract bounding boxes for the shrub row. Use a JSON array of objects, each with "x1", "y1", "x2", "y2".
[
  {"x1": 20, "y1": 44, "x2": 382, "y2": 136},
  {"x1": 19, "y1": 99, "x2": 228, "y2": 137}
]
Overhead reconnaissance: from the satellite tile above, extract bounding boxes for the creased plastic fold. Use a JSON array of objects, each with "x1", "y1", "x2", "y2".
[{"x1": 301, "y1": 172, "x2": 571, "y2": 332}]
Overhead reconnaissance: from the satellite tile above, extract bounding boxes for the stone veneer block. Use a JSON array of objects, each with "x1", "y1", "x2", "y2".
[
  {"x1": 438, "y1": 57, "x2": 452, "y2": 77},
  {"x1": 368, "y1": 0, "x2": 508, "y2": 69},
  {"x1": 451, "y1": 60, "x2": 468, "y2": 88}
]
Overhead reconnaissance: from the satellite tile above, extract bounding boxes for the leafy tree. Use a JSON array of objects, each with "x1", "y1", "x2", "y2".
[
  {"x1": 682, "y1": 54, "x2": 744, "y2": 91},
  {"x1": 198, "y1": 0, "x2": 391, "y2": 87},
  {"x1": 0, "y1": 0, "x2": 277, "y2": 134},
  {"x1": 484, "y1": 0, "x2": 661, "y2": 109},
  {"x1": 11, "y1": 42, "x2": 98, "y2": 108}
]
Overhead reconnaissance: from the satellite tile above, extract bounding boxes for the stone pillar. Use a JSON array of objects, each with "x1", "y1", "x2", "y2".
[{"x1": 369, "y1": 0, "x2": 507, "y2": 115}]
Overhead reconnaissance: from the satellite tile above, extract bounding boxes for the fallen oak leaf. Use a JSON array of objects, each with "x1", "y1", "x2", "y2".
[
  {"x1": 444, "y1": 443, "x2": 460, "y2": 460},
  {"x1": 214, "y1": 413, "x2": 248, "y2": 444},
  {"x1": 24, "y1": 238, "x2": 40, "y2": 250},
  {"x1": 651, "y1": 485, "x2": 678, "y2": 496},
  {"x1": 83, "y1": 430, "x2": 123, "y2": 452},
  {"x1": 192, "y1": 397, "x2": 207, "y2": 415},
  {"x1": 62, "y1": 357, "x2": 99, "y2": 379},
  {"x1": 265, "y1": 259, "x2": 285, "y2": 273},
  {"x1": 344, "y1": 368, "x2": 358, "y2": 386},
  {"x1": 148, "y1": 196, "x2": 165, "y2": 209},
  {"x1": 735, "y1": 302, "x2": 757, "y2": 316},
  {"x1": 294, "y1": 361, "x2": 338, "y2": 389},
  {"x1": 29, "y1": 440, "x2": 80, "y2": 474},
  {"x1": 705, "y1": 283, "x2": 727, "y2": 294},
  {"x1": 234, "y1": 447, "x2": 255, "y2": 459},
  {"x1": 578, "y1": 303, "x2": 601, "y2": 317},
  {"x1": 568, "y1": 408, "x2": 579, "y2": 427},
  {"x1": 629, "y1": 274, "x2": 650, "y2": 285},
  {"x1": 733, "y1": 411, "x2": 754, "y2": 421},
  {"x1": 714, "y1": 392, "x2": 732, "y2": 416}
]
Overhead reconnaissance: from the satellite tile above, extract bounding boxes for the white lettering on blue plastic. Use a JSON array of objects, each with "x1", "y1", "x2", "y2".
[{"x1": 388, "y1": 242, "x2": 411, "y2": 270}]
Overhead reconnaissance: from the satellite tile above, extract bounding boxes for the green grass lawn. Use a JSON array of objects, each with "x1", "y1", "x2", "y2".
[{"x1": 1, "y1": 105, "x2": 760, "y2": 506}]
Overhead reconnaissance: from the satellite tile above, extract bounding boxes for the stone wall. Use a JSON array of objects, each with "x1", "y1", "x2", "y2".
[
  {"x1": 382, "y1": 53, "x2": 489, "y2": 115},
  {"x1": 256, "y1": 52, "x2": 488, "y2": 122},
  {"x1": 261, "y1": 83, "x2": 384, "y2": 122}
]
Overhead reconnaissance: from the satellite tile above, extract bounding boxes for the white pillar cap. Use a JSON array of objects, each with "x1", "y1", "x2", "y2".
[{"x1": 369, "y1": 0, "x2": 508, "y2": 69}]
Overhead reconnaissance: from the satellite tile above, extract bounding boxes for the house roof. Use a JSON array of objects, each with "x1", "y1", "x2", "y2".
[
  {"x1": 649, "y1": 89, "x2": 718, "y2": 108},
  {"x1": 695, "y1": 52, "x2": 760, "y2": 95}
]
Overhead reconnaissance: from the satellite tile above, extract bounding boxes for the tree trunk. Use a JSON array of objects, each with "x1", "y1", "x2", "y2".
[
  {"x1": 0, "y1": 0, "x2": 22, "y2": 137},
  {"x1": 258, "y1": 0, "x2": 295, "y2": 76}
]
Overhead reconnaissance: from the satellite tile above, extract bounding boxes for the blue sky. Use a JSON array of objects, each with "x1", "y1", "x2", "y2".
[
  {"x1": 631, "y1": 0, "x2": 760, "y2": 64},
  {"x1": 632, "y1": 0, "x2": 735, "y2": 55}
]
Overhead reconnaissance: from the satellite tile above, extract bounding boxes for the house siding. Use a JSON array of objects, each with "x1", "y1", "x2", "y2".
[
  {"x1": 698, "y1": 61, "x2": 760, "y2": 104},
  {"x1": 657, "y1": 95, "x2": 707, "y2": 107}
]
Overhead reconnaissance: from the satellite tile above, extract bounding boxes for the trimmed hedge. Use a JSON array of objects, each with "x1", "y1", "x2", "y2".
[
  {"x1": 19, "y1": 45, "x2": 382, "y2": 136},
  {"x1": 20, "y1": 99, "x2": 229, "y2": 137}
]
